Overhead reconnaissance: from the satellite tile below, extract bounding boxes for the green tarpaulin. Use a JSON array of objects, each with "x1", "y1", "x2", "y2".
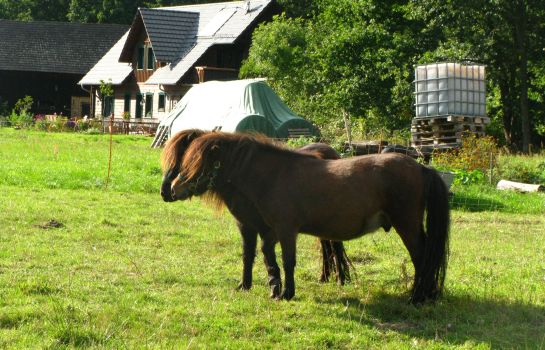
[{"x1": 160, "y1": 79, "x2": 320, "y2": 139}]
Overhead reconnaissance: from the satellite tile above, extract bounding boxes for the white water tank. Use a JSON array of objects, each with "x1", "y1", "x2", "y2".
[{"x1": 414, "y1": 63, "x2": 486, "y2": 118}]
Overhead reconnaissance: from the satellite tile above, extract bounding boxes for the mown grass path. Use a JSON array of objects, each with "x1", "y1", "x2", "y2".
[{"x1": 0, "y1": 129, "x2": 544, "y2": 349}]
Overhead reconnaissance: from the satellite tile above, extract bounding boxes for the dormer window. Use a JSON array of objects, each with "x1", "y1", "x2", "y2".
[
  {"x1": 136, "y1": 43, "x2": 155, "y2": 71},
  {"x1": 147, "y1": 47, "x2": 155, "y2": 70},
  {"x1": 137, "y1": 46, "x2": 145, "y2": 69}
]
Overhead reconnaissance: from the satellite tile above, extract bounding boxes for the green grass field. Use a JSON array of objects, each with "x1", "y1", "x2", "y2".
[{"x1": 0, "y1": 129, "x2": 544, "y2": 349}]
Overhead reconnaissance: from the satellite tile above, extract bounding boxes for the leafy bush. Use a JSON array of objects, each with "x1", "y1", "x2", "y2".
[
  {"x1": 7, "y1": 96, "x2": 34, "y2": 128},
  {"x1": 8, "y1": 110, "x2": 33, "y2": 128},
  {"x1": 84, "y1": 127, "x2": 101, "y2": 135},
  {"x1": 450, "y1": 169, "x2": 485, "y2": 186},
  {"x1": 285, "y1": 136, "x2": 318, "y2": 148},
  {"x1": 34, "y1": 119, "x2": 49, "y2": 131},
  {"x1": 432, "y1": 134, "x2": 499, "y2": 185},
  {"x1": 14, "y1": 95, "x2": 33, "y2": 115}
]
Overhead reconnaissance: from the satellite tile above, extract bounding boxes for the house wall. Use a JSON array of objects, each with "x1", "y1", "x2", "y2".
[{"x1": 93, "y1": 81, "x2": 190, "y2": 122}]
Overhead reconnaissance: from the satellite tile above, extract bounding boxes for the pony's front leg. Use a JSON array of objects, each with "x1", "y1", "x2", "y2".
[
  {"x1": 236, "y1": 222, "x2": 257, "y2": 291},
  {"x1": 279, "y1": 234, "x2": 297, "y2": 300},
  {"x1": 260, "y1": 235, "x2": 281, "y2": 298}
]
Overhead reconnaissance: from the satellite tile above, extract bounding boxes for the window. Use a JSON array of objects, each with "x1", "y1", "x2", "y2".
[
  {"x1": 147, "y1": 47, "x2": 155, "y2": 70},
  {"x1": 145, "y1": 93, "x2": 153, "y2": 118},
  {"x1": 135, "y1": 93, "x2": 143, "y2": 118},
  {"x1": 124, "y1": 93, "x2": 131, "y2": 113},
  {"x1": 158, "y1": 93, "x2": 165, "y2": 112},
  {"x1": 137, "y1": 46, "x2": 145, "y2": 70},
  {"x1": 103, "y1": 96, "x2": 113, "y2": 117}
]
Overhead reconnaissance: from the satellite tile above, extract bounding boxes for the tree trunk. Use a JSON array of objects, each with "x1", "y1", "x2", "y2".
[
  {"x1": 515, "y1": 1, "x2": 531, "y2": 153},
  {"x1": 499, "y1": 78, "x2": 513, "y2": 146}
]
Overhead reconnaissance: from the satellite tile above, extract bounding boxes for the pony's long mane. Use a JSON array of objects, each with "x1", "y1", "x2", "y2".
[
  {"x1": 180, "y1": 132, "x2": 313, "y2": 182},
  {"x1": 160, "y1": 129, "x2": 205, "y2": 172}
]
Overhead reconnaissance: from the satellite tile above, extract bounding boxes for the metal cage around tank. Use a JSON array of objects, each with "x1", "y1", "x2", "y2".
[{"x1": 414, "y1": 63, "x2": 486, "y2": 119}]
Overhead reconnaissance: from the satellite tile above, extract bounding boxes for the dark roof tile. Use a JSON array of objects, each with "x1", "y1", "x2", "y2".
[{"x1": 0, "y1": 19, "x2": 128, "y2": 74}]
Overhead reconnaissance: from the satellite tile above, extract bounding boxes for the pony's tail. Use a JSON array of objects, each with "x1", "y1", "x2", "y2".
[
  {"x1": 320, "y1": 241, "x2": 353, "y2": 285},
  {"x1": 413, "y1": 167, "x2": 450, "y2": 303}
]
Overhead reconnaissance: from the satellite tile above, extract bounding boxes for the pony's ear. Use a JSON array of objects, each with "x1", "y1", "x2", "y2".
[{"x1": 207, "y1": 143, "x2": 222, "y2": 164}]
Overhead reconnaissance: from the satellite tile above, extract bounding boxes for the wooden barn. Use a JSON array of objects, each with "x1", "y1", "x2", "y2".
[
  {"x1": 79, "y1": 0, "x2": 275, "y2": 122},
  {"x1": 0, "y1": 19, "x2": 128, "y2": 117}
]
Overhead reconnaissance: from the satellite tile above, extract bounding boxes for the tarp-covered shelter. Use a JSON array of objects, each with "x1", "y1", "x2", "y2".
[{"x1": 152, "y1": 79, "x2": 319, "y2": 146}]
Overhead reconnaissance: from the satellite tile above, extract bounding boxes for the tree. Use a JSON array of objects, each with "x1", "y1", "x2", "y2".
[
  {"x1": 242, "y1": 1, "x2": 436, "y2": 140},
  {"x1": 66, "y1": 0, "x2": 230, "y2": 23},
  {"x1": 416, "y1": 0, "x2": 545, "y2": 152},
  {"x1": 0, "y1": 0, "x2": 228, "y2": 24},
  {"x1": 0, "y1": 0, "x2": 70, "y2": 21}
]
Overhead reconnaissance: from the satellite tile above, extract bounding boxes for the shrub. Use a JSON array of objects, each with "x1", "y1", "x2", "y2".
[
  {"x1": 7, "y1": 96, "x2": 34, "y2": 128},
  {"x1": 14, "y1": 95, "x2": 33, "y2": 115},
  {"x1": 432, "y1": 134, "x2": 499, "y2": 184},
  {"x1": 8, "y1": 110, "x2": 33, "y2": 128},
  {"x1": 285, "y1": 136, "x2": 318, "y2": 148},
  {"x1": 84, "y1": 127, "x2": 101, "y2": 135},
  {"x1": 34, "y1": 119, "x2": 49, "y2": 131}
]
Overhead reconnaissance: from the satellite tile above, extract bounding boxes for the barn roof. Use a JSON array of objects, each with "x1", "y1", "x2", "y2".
[
  {"x1": 0, "y1": 19, "x2": 128, "y2": 75},
  {"x1": 79, "y1": 0, "x2": 272, "y2": 86}
]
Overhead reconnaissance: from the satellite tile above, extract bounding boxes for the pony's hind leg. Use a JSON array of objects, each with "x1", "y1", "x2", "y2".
[
  {"x1": 332, "y1": 241, "x2": 348, "y2": 286},
  {"x1": 320, "y1": 240, "x2": 333, "y2": 283},
  {"x1": 260, "y1": 235, "x2": 282, "y2": 298},
  {"x1": 237, "y1": 222, "x2": 258, "y2": 291},
  {"x1": 394, "y1": 221, "x2": 427, "y2": 304}
]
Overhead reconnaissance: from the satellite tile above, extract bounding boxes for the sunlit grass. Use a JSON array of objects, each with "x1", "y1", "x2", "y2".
[{"x1": 0, "y1": 128, "x2": 544, "y2": 348}]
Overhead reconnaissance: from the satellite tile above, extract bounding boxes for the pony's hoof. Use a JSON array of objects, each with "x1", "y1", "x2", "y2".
[
  {"x1": 319, "y1": 274, "x2": 329, "y2": 283},
  {"x1": 269, "y1": 282, "x2": 282, "y2": 298},
  {"x1": 278, "y1": 289, "x2": 294, "y2": 301},
  {"x1": 337, "y1": 275, "x2": 345, "y2": 286},
  {"x1": 236, "y1": 282, "x2": 252, "y2": 291}
]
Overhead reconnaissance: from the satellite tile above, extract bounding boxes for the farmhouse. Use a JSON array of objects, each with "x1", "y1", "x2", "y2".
[
  {"x1": 79, "y1": 0, "x2": 275, "y2": 122},
  {"x1": 0, "y1": 19, "x2": 128, "y2": 117}
]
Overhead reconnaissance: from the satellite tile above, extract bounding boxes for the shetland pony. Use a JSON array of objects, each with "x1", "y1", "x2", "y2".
[{"x1": 168, "y1": 132, "x2": 450, "y2": 304}]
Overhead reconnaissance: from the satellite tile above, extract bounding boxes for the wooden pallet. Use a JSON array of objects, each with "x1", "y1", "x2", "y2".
[
  {"x1": 412, "y1": 138, "x2": 462, "y2": 146},
  {"x1": 411, "y1": 123, "x2": 486, "y2": 133},
  {"x1": 412, "y1": 115, "x2": 490, "y2": 126},
  {"x1": 411, "y1": 115, "x2": 488, "y2": 148},
  {"x1": 411, "y1": 130, "x2": 485, "y2": 141}
]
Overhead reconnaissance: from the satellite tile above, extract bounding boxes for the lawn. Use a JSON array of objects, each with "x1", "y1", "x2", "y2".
[{"x1": 0, "y1": 129, "x2": 544, "y2": 349}]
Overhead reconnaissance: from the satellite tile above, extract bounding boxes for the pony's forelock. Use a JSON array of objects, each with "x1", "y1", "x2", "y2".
[
  {"x1": 160, "y1": 129, "x2": 205, "y2": 173},
  {"x1": 180, "y1": 133, "x2": 220, "y2": 181},
  {"x1": 160, "y1": 137, "x2": 178, "y2": 173}
]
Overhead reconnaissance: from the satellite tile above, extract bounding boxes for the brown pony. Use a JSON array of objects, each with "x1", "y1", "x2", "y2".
[
  {"x1": 161, "y1": 129, "x2": 350, "y2": 296},
  {"x1": 169, "y1": 131, "x2": 450, "y2": 304}
]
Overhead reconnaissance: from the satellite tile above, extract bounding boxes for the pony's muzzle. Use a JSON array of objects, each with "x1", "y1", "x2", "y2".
[
  {"x1": 161, "y1": 181, "x2": 176, "y2": 202},
  {"x1": 171, "y1": 187, "x2": 192, "y2": 201}
]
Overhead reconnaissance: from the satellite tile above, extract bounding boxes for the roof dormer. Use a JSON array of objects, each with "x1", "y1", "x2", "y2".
[{"x1": 119, "y1": 8, "x2": 199, "y2": 64}]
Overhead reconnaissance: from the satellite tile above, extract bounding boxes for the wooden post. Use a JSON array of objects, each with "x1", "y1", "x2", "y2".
[{"x1": 106, "y1": 113, "x2": 114, "y2": 186}]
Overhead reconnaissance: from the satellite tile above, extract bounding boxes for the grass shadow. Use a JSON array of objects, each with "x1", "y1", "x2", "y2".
[{"x1": 317, "y1": 292, "x2": 545, "y2": 348}]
